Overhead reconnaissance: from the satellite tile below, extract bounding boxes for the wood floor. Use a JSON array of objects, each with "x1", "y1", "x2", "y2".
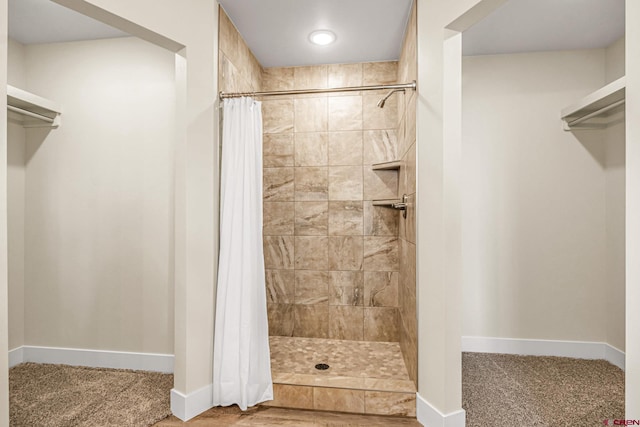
[{"x1": 153, "y1": 405, "x2": 422, "y2": 426}]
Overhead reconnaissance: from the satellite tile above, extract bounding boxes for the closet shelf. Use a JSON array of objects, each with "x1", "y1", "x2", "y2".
[
  {"x1": 7, "y1": 85, "x2": 62, "y2": 128},
  {"x1": 561, "y1": 77, "x2": 625, "y2": 130},
  {"x1": 371, "y1": 160, "x2": 402, "y2": 170}
]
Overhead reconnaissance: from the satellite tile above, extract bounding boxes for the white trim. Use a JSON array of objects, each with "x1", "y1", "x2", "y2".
[
  {"x1": 605, "y1": 344, "x2": 626, "y2": 370},
  {"x1": 462, "y1": 337, "x2": 626, "y2": 370},
  {"x1": 170, "y1": 384, "x2": 213, "y2": 422},
  {"x1": 7, "y1": 345, "x2": 174, "y2": 373},
  {"x1": 8, "y1": 347, "x2": 24, "y2": 368},
  {"x1": 416, "y1": 393, "x2": 466, "y2": 427}
]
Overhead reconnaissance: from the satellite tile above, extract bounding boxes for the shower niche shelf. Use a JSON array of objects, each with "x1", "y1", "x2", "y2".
[
  {"x1": 7, "y1": 85, "x2": 62, "y2": 128},
  {"x1": 561, "y1": 76, "x2": 625, "y2": 130},
  {"x1": 372, "y1": 198, "x2": 402, "y2": 207},
  {"x1": 371, "y1": 160, "x2": 402, "y2": 170}
]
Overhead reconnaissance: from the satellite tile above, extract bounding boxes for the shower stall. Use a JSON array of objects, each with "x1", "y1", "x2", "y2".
[{"x1": 217, "y1": 3, "x2": 418, "y2": 416}]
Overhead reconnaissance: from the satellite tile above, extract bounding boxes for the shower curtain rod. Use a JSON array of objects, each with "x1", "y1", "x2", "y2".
[{"x1": 219, "y1": 80, "x2": 416, "y2": 99}]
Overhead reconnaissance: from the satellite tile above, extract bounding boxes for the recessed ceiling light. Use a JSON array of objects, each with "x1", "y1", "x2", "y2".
[{"x1": 309, "y1": 30, "x2": 336, "y2": 46}]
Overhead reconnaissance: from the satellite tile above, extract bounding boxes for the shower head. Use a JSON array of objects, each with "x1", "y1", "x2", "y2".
[{"x1": 376, "y1": 88, "x2": 404, "y2": 108}]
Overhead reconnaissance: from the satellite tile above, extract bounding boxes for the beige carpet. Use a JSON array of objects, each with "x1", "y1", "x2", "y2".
[
  {"x1": 463, "y1": 352, "x2": 625, "y2": 427},
  {"x1": 10, "y1": 363, "x2": 173, "y2": 427}
]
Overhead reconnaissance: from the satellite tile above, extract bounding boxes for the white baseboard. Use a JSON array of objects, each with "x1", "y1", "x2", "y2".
[
  {"x1": 9, "y1": 347, "x2": 24, "y2": 368},
  {"x1": 7, "y1": 345, "x2": 174, "y2": 373},
  {"x1": 462, "y1": 336, "x2": 625, "y2": 370},
  {"x1": 171, "y1": 384, "x2": 213, "y2": 421},
  {"x1": 416, "y1": 393, "x2": 465, "y2": 427}
]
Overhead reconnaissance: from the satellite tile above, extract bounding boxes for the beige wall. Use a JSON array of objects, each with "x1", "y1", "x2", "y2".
[
  {"x1": 606, "y1": 36, "x2": 625, "y2": 84},
  {"x1": 261, "y1": 62, "x2": 401, "y2": 342},
  {"x1": 7, "y1": 39, "x2": 26, "y2": 351},
  {"x1": 20, "y1": 37, "x2": 175, "y2": 353},
  {"x1": 605, "y1": 37, "x2": 626, "y2": 352},
  {"x1": 52, "y1": 0, "x2": 220, "y2": 400},
  {"x1": 397, "y1": 1, "x2": 418, "y2": 385},
  {"x1": 1, "y1": 0, "x2": 10, "y2": 422},
  {"x1": 462, "y1": 49, "x2": 611, "y2": 342}
]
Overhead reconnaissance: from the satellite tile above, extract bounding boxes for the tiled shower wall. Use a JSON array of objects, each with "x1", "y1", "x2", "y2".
[
  {"x1": 218, "y1": 8, "x2": 262, "y2": 96},
  {"x1": 219, "y1": 5, "x2": 417, "y2": 380},
  {"x1": 262, "y1": 63, "x2": 402, "y2": 342},
  {"x1": 397, "y1": 2, "x2": 418, "y2": 384}
]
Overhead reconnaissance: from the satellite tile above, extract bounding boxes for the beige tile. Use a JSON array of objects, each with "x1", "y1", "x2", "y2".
[
  {"x1": 264, "y1": 236, "x2": 295, "y2": 269},
  {"x1": 363, "y1": 130, "x2": 397, "y2": 165},
  {"x1": 363, "y1": 61, "x2": 398, "y2": 85},
  {"x1": 328, "y1": 131, "x2": 363, "y2": 166},
  {"x1": 294, "y1": 236, "x2": 328, "y2": 270},
  {"x1": 363, "y1": 378, "x2": 416, "y2": 393},
  {"x1": 266, "y1": 270, "x2": 295, "y2": 304},
  {"x1": 364, "y1": 271, "x2": 398, "y2": 307},
  {"x1": 329, "y1": 306, "x2": 364, "y2": 340},
  {"x1": 295, "y1": 270, "x2": 329, "y2": 305},
  {"x1": 328, "y1": 166, "x2": 363, "y2": 200},
  {"x1": 364, "y1": 391, "x2": 415, "y2": 416},
  {"x1": 328, "y1": 201, "x2": 363, "y2": 236},
  {"x1": 363, "y1": 237, "x2": 399, "y2": 271},
  {"x1": 294, "y1": 97, "x2": 328, "y2": 132},
  {"x1": 294, "y1": 133, "x2": 328, "y2": 166},
  {"x1": 294, "y1": 65, "x2": 328, "y2": 90},
  {"x1": 328, "y1": 96, "x2": 363, "y2": 131},
  {"x1": 364, "y1": 307, "x2": 399, "y2": 341},
  {"x1": 295, "y1": 167, "x2": 328, "y2": 201},
  {"x1": 218, "y1": 9, "x2": 239, "y2": 61},
  {"x1": 364, "y1": 202, "x2": 398, "y2": 236},
  {"x1": 328, "y1": 63, "x2": 363, "y2": 89},
  {"x1": 314, "y1": 387, "x2": 365, "y2": 413},
  {"x1": 328, "y1": 236, "x2": 364, "y2": 271},
  {"x1": 294, "y1": 201, "x2": 328, "y2": 236},
  {"x1": 397, "y1": 113, "x2": 406, "y2": 160},
  {"x1": 263, "y1": 99, "x2": 294, "y2": 133},
  {"x1": 363, "y1": 168, "x2": 397, "y2": 201},
  {"x1": 293, "y1": 305, "x2": 329, "y2": 338},
  {"x1": 330, "y1": 271, "x2": 364, "y2": 306},
  {"x1": 264, "y1": 133, "x2": 294, "y2": 167},
  {"x1": 264, "y1": 168, "x2": 294, "y2": 201},
  {"x1": 267, "y1": 303, "x2": 294, "y2": 336},
  {"x1": 402, "y1": 142, "x2": 416, "y2": 196},
  {"x1": 263, "y1": 67, "x2": 295, "y2": 92},
  {"x1": 363, "y1": 93, "x2": 398, "y2": 130},
  {"x1": 405, "y1": 91, "x2": 417, "y2": 150},
  {"x1": 218, "y1": 53, "x2": 237, "y2": 93},
  {"x1": 403, "y1": 193, "x2": 416, "y2": 244},
  {"x1": 264, "y1": 202, "x2": 294, "y2": 235},
  {"x1": 269, "y1": 336, "x2": 411, "y2": 381},
  {"x1": 264, "y1": 384, "x2": 314, "y2": 410},
  {"x1": 294, "y1": 98, "x2": 327, "y2": 132}
]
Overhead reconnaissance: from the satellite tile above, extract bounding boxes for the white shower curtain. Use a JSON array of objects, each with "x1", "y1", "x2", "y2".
[{"x1": 213, "y1": 97, "x2": 273, "y2": 410}]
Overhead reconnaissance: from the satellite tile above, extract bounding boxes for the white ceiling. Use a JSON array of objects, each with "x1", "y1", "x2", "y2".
[
  {"x1": 7, "y1": 0, "x2": 626, "y2": 66},
  {"x1": 218, "y1": 0, "x2": 414, "y2": 68},
  {"x1": 463, "y1": 0, "x2": 625, "y2": 56},
  {"x1": 8, "y1": 0, "x2": 127, "y2": 45}
]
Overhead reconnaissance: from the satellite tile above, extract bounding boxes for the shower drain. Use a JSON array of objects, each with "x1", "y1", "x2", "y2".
[{"x1": 315, "y1": 363, "x2": 330, "y2": 370}]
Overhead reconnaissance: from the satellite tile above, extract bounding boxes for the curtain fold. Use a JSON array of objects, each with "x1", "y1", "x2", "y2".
[{"x1": 213, "y1": 97, "x2": 272, "y2": 410}]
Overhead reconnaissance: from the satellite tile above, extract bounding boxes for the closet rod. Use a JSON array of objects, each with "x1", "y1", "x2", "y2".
[
  {"x1": 567, "y1": 99, "x2": 625, "y2": 127},
  {"x1": 7, "y1": 105, "x2": 55, "y2": 123},
  {"x1": 220, "y1": 80, "x2": 416, "y2": 99}
]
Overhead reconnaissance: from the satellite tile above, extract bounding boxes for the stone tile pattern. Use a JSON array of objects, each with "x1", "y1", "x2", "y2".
[
  {"x1": 267, "y1": 336, "x2": 416, "y2": 417},
  {"x1": 263, "y1": 61, "x2": 402, "y2": 342},
  {"x1": 218, "y1": 8, "x2": 262, "y2": 95},
  {"x1": 397, "y1": 3, "x2": 418, "y2": 386}
]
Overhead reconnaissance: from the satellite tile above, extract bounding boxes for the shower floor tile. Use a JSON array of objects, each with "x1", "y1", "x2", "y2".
[{"x1": 267, "y1": 337, "x2": 416, "y2": 416}]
